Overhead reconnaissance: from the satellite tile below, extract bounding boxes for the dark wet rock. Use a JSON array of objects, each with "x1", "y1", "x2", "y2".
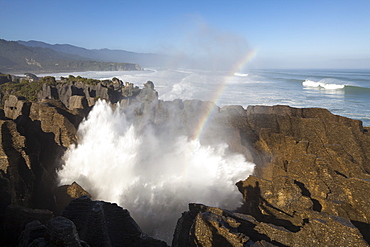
[
  {"x1": 62, "y1": 196, "x2": 168, "y2": 247},
  {"x1": 0, "y1": 109, "x2": 5, "y2": 120},
  {"x1": 46, "y1": 216, "x2": 84, "y2": 247},
  {"x1": 3, "y1": 205, "x2": 53, "y2": 246},
  {"x1": 18, "y1": 220, "x2": 48, "y2": 247},
  {"x1": 18, "y1": 217, "x2": 89, "y2": 247}
]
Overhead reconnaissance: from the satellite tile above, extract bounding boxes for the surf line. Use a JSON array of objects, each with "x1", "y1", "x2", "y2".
[{"x1": 191, "y1": 49, "x2": 257, "y2": 140}]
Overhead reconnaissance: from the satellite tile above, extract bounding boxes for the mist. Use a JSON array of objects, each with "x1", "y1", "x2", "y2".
[
  {"x1": 57, "y1": 99, "x2": 255, "y2": 243},
  {"x1": 158, "y1": 22, "x2": 253, "y2": 71}
]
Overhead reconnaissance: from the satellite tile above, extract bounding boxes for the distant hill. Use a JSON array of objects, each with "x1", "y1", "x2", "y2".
[
  {"x1": 17, "y1": 40, "x2": 167, "y2": 68},
  {"x1": 0, "y1": 39, "x2": 141, "y2": 73}
]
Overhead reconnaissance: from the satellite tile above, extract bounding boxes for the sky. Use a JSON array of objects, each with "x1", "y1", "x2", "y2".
[{"x1": 1, "y1": 0, "x2": 370, "y2": 69}]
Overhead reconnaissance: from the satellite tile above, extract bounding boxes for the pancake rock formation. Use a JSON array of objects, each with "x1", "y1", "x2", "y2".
[
  {"x1": 0, "y1": 77, "x2": 369, "y2": 246},
  {"x1": 172, "y1": 105, "x2": 370, "y2": 246}
]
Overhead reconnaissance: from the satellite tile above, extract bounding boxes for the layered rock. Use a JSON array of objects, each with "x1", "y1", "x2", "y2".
[
  {"x1": 198, "y1": 105, "x2": 370, "y2": 246},
  {"x1": 0, "y1": 81, "x2": 167, "y2": 246},
  {"x1": 1, "y1": 78, "x2": 370, "y2": 246},
  {"x1": 38, "y1": 80, "x2": 141, "y2": 111},
  {"x1": 0, "y1": 96, "x2": 84, "y2": 246},
  {"x1": 173, "y1": 203, "x2": 368, "y2": 247},
  {"x1": 170, "y1": 105, "x2": 370, "y2": 246},
  {"x1": 4, "y1": 95, "x2": 31, "y2": 120},
  {"x1": 0, "y1": 120, "x2": 34, "y2": 207}
]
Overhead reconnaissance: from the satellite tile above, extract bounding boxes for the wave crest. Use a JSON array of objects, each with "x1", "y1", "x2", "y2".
[
  {"x1": 302, "y1": 79, "x2": 345, "y2": 89},
  {"x1": 234, "y1": 72, "x2": 249, "y2": 77}
]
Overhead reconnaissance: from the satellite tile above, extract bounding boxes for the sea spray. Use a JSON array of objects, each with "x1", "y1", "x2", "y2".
[{"x1": 58, "y1": 99, "x2": 255, "y2": 242}]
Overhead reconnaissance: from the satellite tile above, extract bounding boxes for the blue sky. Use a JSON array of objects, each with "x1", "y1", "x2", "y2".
[{"x1": 1, "y1": 0, "x2": 370, "y2": 69}]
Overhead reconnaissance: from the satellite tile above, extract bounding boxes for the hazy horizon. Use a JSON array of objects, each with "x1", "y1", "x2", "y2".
[{"x1": 2, "y1": 0, "x2": 370, "y2": 70}]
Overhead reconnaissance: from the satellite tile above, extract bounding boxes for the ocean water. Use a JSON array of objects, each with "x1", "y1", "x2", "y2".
[
  {"x1": 44, "y1": 68, "x2": 370, "y2": 126},
  {"x1": 51, "y1": 68, "x2": 369, "y2": 243}
]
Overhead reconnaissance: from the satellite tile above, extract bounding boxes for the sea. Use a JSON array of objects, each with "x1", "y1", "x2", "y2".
[
  {"x1": 40, "y1": 68, "x2": 370, "y2": 243},
  {"x1": 40, "y1": 68, "x2": 370, "y2": 127}
]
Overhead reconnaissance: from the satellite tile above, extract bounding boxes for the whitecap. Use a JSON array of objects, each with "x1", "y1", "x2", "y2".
[
  {"x1": 234, "y1": 72, "x2": 249, "y2": 77},
  {"x1": 302, "y1": 79, "x2": 345, "y2": 89}
]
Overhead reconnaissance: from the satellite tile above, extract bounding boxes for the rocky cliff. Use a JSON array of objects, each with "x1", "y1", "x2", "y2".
[
  {"x1": 172, "y1": 105, "x2": 370, "y2": 246},
  {"x1": 0, "y1": 78, "x2": 369, "y2": 246}
]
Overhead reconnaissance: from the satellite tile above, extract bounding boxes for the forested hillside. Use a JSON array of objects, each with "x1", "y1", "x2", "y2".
[{"x1": 0, "y1": 39, "x2": 140, "y2": 73}]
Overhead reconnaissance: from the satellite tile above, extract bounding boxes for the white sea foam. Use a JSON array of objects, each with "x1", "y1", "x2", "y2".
[
  {"x1": 234, "y1": 72, "x2": 248, "y2": 77},
  {"x1": 58, "y1": 100, "x2": 255, "y2": 242},
  {"x1": 161, "y1": 73, "x2": 196, "y2": 101},
  {"x1": 302, "y1": 79, "x2": 345, "y2": 89}
]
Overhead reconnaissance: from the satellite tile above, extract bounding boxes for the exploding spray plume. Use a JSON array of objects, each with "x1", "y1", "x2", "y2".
[
  {"x1": 58, "y1": 99, "x2": 255, "y2": 242},
  {"x1": 55, "y1": 24, "x2": 258, "y2": 241}
]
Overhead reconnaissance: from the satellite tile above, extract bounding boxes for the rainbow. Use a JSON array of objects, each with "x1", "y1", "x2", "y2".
[{"x1": 191, "y1": 49, "x2": 257, "y2": 140}]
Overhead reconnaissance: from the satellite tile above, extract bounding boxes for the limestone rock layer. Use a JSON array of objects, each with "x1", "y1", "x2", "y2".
[{"x1": 0, "y1": 79, "x2": 370, "y2": 246}]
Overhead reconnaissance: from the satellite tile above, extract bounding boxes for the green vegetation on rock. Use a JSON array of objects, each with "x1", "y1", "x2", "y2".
[
  {"x1": 0, "y1": 76, "x2": 56, "y2": 101},
  {"x1": 63, "y1": 75, "x2": 101, "y2": 85},
  {"x1": 0, "y1": 75, "x2": 120, "y2": 102}
]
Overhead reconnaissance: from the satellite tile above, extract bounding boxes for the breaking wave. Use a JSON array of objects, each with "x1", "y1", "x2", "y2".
[
  {"x1": 302, "y1": 79, "x2": 346, "y2": 89},
  {"x1": 234, "y1": 72, "x2": 249, "y2": 77}
]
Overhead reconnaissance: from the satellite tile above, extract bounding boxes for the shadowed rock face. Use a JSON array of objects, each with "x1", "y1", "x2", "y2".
[
  {"x1": 0, "y1": 95, "x2": 85, "y2": 245},
  {"x1": 1, "y1": 79, "x2": 370, "y2": 246},
  {"x1": 3, "y1": 205, "x2": 54, "y2": 246},
  {"x1": 18, "y1": 216, "x2": 86, "y2": 247},
  {"x1": 61, "y1": 196, "x2": 168, "y2": 247},
  {"x1": 16, "y1": 197, "x2": 169, "y2": 247}
]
